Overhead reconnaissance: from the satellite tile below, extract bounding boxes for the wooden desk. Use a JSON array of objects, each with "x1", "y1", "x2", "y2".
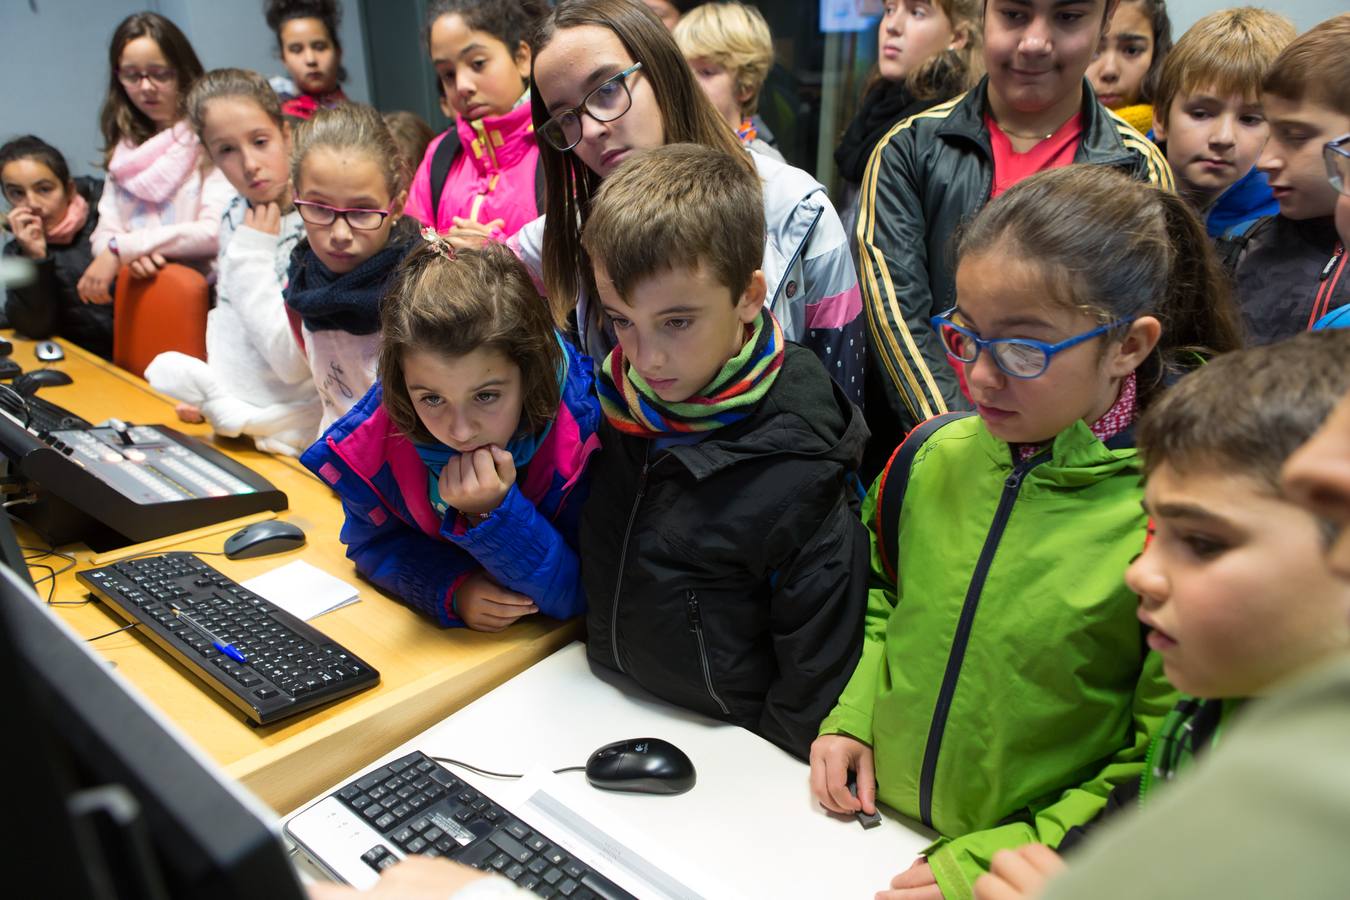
[{"x1": 9, "y1": 336, "x2": 579, "y2": 814}]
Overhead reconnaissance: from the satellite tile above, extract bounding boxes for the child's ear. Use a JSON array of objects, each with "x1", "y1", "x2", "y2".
[
  {"x1": 515, "y1": 41, "x2": 532, "y2": 80},
  {"x1": 1152, "y1": 110, "x2": 1168, "y2": 142},
  {"x1": 736, "y1": 270, "x2": 767, "y2": 324},
  {"x1": 281, "y1": 120, "x2": 294, "y2": 151},
  {"x1": 1108, "y1": 315, "x2": 1162, "y2": 377},
  {"x1": 950, "y1": 25, "x2": 971, "y2": 52},
  {"x1": 390, "y1": 188, "x2": 409, "y2": 220}
]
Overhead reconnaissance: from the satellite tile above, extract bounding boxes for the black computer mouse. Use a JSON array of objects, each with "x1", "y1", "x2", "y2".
[
  {"x1": 223, "y1": 520, "x2": 307, "y2": 560},
  {"x1": 13, "y1": 369, "x2": 73, "y2": 396},
  {"x1": 584, "y1": 738, "x2": 695, "y2": 795},
  {"x1": 34, "y1": 340, "x2": 65, "y2": 362}
]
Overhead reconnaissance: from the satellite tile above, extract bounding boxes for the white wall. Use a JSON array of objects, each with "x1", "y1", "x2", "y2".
[
  {"x1": 1152, "y1": 0, "x2": 1338, "y2": 35},
  {"x1": 0, "y1": 0, "x2": 371, "y2": 179}
]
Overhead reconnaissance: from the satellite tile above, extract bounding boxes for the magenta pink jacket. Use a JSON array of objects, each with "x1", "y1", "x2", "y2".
[{"x1": 404, "y1": 101, "x2": 540, "y2": 238}]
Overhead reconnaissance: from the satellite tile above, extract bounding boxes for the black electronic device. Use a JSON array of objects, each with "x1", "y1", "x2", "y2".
[
  {"x1": 0, "y1": 395, "x2": 287, "y2": 549},
  {"x1": 0, "y1": 515, "x2": 308, "y2": 900},
  {"x1": 584, "y1": 738, "x2": 696, "y2": 795},
  {"x1": 13, "y1": 368, "x2": 73, "y2": 393},
  {"x1": 77, "y1": 551, "x2": 380, "y2": 724},
  {"x1": 0, "y1": 357, "x2": 20, "y2": 379},
  {"x1": 224, "y1": 519, "x2": 308, "y2": 559},
  {"x1": 286, "y1": 750, "x2": 637, "y2": 898}
]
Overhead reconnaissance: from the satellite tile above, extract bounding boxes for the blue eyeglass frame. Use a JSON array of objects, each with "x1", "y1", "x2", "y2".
[{"x1": 929, "y1": 307, "x2": 1132, "y2": 379}]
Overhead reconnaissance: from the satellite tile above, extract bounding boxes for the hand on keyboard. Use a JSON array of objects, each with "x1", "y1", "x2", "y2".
[{"x1": 307, "y1": 857, "x2": 502, "y2": 900}]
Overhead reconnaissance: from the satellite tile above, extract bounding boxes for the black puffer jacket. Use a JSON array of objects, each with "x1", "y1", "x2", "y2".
[
  {"x1": 581, "y1": 344, "x2": 870, "y2": 759},
  {"x1": 857, "y1": 78, "x2": 1173, "y2": 445},
  {"x1": 3, "y1": 177, "x2": 113, "y2": 359},
  {"x1": 1233, "y1": 215, "x2": 1348, "y2": 346}
]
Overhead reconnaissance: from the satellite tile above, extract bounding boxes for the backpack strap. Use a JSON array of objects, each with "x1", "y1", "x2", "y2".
[
  {"x1": 874, "y1": 411, "x2": 973, "y2": 583},
  {"x1": 1213, "y1": 215, "x2": 1267, "y2": 276},
  {"x1": 428, "y1": 128, "x2": 462, "y2": 222}
]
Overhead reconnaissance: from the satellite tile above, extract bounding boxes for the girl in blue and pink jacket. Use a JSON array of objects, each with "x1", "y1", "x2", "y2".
[{"x1": 301, "y1": 237, "x2": 600, "y2": 630}]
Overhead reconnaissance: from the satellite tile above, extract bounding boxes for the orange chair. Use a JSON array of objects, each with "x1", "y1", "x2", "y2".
[{"x1": 112, "y1": 263, "x2": 210, "y2": 379}]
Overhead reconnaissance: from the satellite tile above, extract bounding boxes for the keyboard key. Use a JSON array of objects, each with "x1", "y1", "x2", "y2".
[
  {"x1": 505, "y1": 821, "x2": 531, "y2": 841},
  {"x1": 457, "y1": 840, "x2": 495, "y2": 869},
  {"x1": 528, "y1": 856, "x2": 549, "y2": 875},
  {"x1": 581, "y1": 871, "x2": 631, "y2": 900},
  {"x1": 338, "y1": 785, "x2": 361, "y2": 802},
  {"x1": 361, "y1": 804, "x2": 385, "y2": 821},
  {"x1": 349, "y1": 795, "x2": 372, "y2": 811},
  {"x1": 488, "y1": 830, "x2": 533, "y2": 864},
  {"x1": 544, "y1": 846, "x2": 567, "y2": 866},
  {"x1": 563, "y1": 862, "x2": 585, "y2": 879},
  {"x1": 489, "y1": 852, "x2": 510, "y2": 871},
  {"x1": 392, "y1": 827, "x2": 415, "y2": 847},
  {"x1": 526, "y1": 834, "x2": 548, "y2": 852},
  {"x1": 423, "y1": 827, "x2": 444, "y2": 844},
  {"x1": 410, "y1": 819, "x2": 432, "y2": 834},
  {"x1": 405, "y1": 837, "x2": 427, "y2": 855},
  {"x1": 375, "y1": 813, "x2": 396, "y2": 830},
  {"x1": 504, "y1": 863, "x2": 526, "y2": 881},
  {"x1": 519, "y1": 875, "x2": 541, "y2": 890},
  {"x1": 544, "y1": 868, "x2": 564, "y2": 886},
  {"x1": 558, "y1": 878, "x2": 579, "y2": 896}
]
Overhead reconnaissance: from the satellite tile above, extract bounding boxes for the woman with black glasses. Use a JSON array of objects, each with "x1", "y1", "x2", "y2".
[{"x1": 504, "y1": 0, "x2": 865, "y2": 408}]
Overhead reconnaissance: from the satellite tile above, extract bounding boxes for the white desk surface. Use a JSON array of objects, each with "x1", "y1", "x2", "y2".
[{"x1": 286, "y1": 642, "x2": 935, "y2": 899}]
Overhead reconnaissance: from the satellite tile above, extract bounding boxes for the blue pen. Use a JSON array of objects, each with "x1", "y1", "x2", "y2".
[{"x1": 171, "y1": 604, "x2": 248, "y2": 663}]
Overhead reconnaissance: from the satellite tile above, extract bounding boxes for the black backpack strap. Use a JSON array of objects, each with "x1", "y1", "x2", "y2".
[
  {"x1": 533, "y1": 154, "x2": 547, "y2": 214},
  {"x1": 874, "y1": 411, "x2": 973, "y2": 583},
  {"x1": 1213, "y1": 215, "x2": 1267, "y2": 276},
  {"x1": 428, "y1": 128, "x2": 462, "y2": 222}
]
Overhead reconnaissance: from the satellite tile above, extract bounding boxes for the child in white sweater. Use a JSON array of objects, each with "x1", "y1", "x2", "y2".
[{"x1": 145, "y1": 69, "x2": 321, "y2": 455}]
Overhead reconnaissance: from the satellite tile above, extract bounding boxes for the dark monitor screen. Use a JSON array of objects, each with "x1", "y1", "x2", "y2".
[{"x1": 1, "y1": 514, "x2": 305, "y2": 899}]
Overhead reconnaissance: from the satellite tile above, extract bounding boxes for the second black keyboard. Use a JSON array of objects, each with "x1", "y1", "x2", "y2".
[{"x1": 77, "y1": 552, "x2": 379, "y2": 724}]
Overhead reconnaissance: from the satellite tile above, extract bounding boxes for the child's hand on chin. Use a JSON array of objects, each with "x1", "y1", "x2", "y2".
[
  {"x1": 453, "y1": 571, "x2": 538, "y2": 632},
  {"x1": 440, "y1": 445, "x2": 517, "y2": 517},
  {"x1": 973, "y1": 845, "x2": 1065, "y2": 900}
]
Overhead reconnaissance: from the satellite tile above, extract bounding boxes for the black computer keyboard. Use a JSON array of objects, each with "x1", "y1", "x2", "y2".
[
  {"x1": 77, "y1": 552, "x2": 379, "y2": 724},
  {"x1": 27, "y1": 394, "x2": 92, "y2": 433},
  {"x1": 331, "y1": 751, "x2": 635, "y2": 899}
]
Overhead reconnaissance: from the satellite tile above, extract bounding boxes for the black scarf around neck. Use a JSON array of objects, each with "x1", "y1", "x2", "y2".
[{"x1": 285, "y1": 222, "x2": 415, "y2": 334}]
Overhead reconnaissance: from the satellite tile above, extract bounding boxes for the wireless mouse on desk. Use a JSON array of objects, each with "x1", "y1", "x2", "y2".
[
  {"x1": 223, "y1": 520, "x2": 307, "y2": 559},
  {"x1": 585, "y1": 738, "x2": 696, "y2": 795}
]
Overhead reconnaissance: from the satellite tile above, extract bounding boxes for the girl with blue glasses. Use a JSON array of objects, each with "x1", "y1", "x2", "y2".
[{"x1": 809, "y1": 165, "x2": 1244, "y2": 899}]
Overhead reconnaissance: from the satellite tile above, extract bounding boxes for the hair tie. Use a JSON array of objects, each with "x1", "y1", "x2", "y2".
[{"x1": 421, "y1": 225, "x2": 456, "y2": 261}]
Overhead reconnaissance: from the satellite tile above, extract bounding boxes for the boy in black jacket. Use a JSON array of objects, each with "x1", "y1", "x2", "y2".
[
  {"x1": 1233, "y1": 14, "x2": 1350, "y2": 344},
  {"x1": 578, "y1": 144, "x2": 869, "y2": 759}
]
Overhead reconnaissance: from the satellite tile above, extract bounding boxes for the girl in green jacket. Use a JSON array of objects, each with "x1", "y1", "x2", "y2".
[{"x1": 809, "y1": 164, "x2": 1243, "y2": 900}]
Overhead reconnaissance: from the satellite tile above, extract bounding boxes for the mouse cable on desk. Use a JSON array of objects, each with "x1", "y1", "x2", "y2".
[
  {"x1": 85, "y1": 622, "x2": 139, "y2": 642},
  {"x1": 5, "y1": 510, "x2": 84, "y2": 606},
  {"x1": 431, "y1": 756, "x2": 587, "y2": 780}
]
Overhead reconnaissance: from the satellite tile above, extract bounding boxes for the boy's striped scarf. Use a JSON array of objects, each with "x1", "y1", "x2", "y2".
[{"x1": 597, "y1": 309, "x2": 784, "y2": 437}]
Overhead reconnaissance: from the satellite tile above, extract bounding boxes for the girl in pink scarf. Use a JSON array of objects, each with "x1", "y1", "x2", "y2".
[
  {"x1": 2, "y1": 136, "x2": 113, "y2": 358},
  {"x1": 80, "y1": 12, "x2": 231, "y2": 304}
]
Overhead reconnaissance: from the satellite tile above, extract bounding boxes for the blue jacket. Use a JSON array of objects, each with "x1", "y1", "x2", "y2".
[
  {"x1": 1206, "y1": 166, "x2": 1279, "y2": 238},
  {"x1": 301, "y1": 339, "x2": 602, "y2": 626}
]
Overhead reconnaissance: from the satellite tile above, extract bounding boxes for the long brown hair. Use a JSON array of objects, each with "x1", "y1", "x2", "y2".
[
  {"x1": 956, "y1": 165, "x2": 1244, "y2": 409},
  {"x1": 530, "y1": 0, "x2": 752, "y2": 324},
  {"x1": 99, "y1": 13, "x2": 205, "y2": 163}
]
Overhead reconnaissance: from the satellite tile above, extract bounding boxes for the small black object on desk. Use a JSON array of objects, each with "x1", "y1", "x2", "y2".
[
  {"x1": 224, "y1": 520, "x2": 307, "y2": 559},
  {"x1": 585, "y1": 737, "x2": 696, "y2": 795}
]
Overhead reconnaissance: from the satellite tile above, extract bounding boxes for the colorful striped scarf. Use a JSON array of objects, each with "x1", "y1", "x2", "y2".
[{"x1": 598, "y1": 309, "x2": 785, "y2": 437}]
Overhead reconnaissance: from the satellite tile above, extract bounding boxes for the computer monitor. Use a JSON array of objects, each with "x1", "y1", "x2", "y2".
[{"x1": 1, "y1": 514, "x2": 306, "y2": 899}]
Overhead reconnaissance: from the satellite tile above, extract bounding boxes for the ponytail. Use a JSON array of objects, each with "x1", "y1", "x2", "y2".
[{"x1": 1145, "y1": 190, "x2": 1244, "y2": 404}]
